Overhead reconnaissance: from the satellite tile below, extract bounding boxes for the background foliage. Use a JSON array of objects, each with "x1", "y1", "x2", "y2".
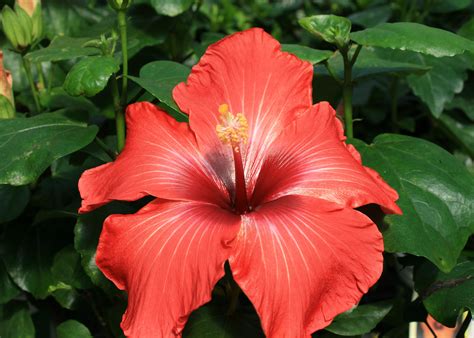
[{"x1": 0, "y1": 0, "x2": 473, "y2": 337}]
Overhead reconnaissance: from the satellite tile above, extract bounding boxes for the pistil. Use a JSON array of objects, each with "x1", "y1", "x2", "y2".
[
  {"x1": 215, "y1": 104, "x2": 250, "y2": 214},
  {"x1": 232, "y1": 146, "x2": 249, "y2": 214}
]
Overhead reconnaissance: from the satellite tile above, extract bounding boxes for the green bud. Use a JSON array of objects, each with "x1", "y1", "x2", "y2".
[
  {"x1": 30, "y1": 3, "x2": 43, "y2": 41},
  {"x1": 107, "y1": 0, "x2": 131, "y2": 11},
  {"x1": 0, "y1": 95, "x2": 15, "y2": 119},
  {"x1": 14, "y1": 5, "x2": 33, "y2": 47},
  {"x1": 1, "y1": 6, "x2": 23, "y2": 50}
]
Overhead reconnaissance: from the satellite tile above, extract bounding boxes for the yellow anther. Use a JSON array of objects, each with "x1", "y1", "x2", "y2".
[
  {"x1": 216, "y1": 103, "x2": 248, "y2": 147},
  {"x1": 219, "y1": 104, "x2": 229, "y2": 114}
]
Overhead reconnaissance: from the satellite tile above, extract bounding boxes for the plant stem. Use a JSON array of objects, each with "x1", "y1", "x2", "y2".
[
  {"x1": 36, "y1": 62, "x2": 46, "y2": 91},
  {"x1": 456, "y1": 311, "x2": 472, "y2": 338},
  {"x1": 341, "y1": 47, "x2": 353, "y2": 138},
  {"x1": 111, "y1": 76, "x2": 125, "y2": 152},
  {"x1": 22, "y1": 57, "x2": 41, "y2": 113},
  {"x1": 117, "y1": 10, "x2": 128, "y2": 107},
  {"x1": 390, "y1": 78, "x2": 400, "y2": 133}
]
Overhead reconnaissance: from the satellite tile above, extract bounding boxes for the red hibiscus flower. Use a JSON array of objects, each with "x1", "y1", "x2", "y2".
[{"x1": 78, "y1": 28, "x2": 401, "y2": 337}]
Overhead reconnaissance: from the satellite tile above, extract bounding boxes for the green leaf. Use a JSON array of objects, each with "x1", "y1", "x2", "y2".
[
  {"x1": 39, "y1": 87, "x2": 99, "y2": 115},
  {"x1": 56, "y1": 320, "x2": 92, "y2": 338},
  {"x1": 438, "y1": 115, "x2": 474, "y2": 158},
  {"x1": 458, "y1": 18, "x2": 474, "y2": 40},
  {"x1": 150, "y1": 0, "x2": 193, "y2": 16},
  {"x1": 0, "y1": 113, "x2": 98, "y2": 186},
  {"x1": 63, "y1": 56, "x2": 120, "y2": 97},
  {"x1": 326, "y1": 301, "x2": 393, "y2": 335},
  {"x1": 348, "y1": 5, "x2": 392, "y2": 28},
  {"x1": 0, "y1": 185, "x2": 29, "y2": 223},
  {"x1": 129, "y1": 60, "x2": 190, "y2": 120},
  {"x1": 3, "y1": 224, "x2": 71, "y2": 299},
  {"x1": 405, "y1": 54, "x2": 468, "y2": 117},
  {"x1": 0, "y1": 262, "x2": 19, "y2": 304},
  {"x1": 431, "y1": 0, "x2": 471, "y2": 13},
  {"x1": 299, "y1": 15, "x2": 352, "y2": 47},
  {"x1": 350, "y1": 22, "x2": 474, "y2": 57},
  {"x1": 51, "y1": 245, "x2": 92, "y2": 290},
  {"x1": 281, "y1": 44, "x2": 333, "y2": 64},
  {"x1": 0, "y1": 302, "x2": 35, "y2": 338},
  {"x1": 26, "y1": 36, "x2": 99, "y2": 63},
  {"x1": 183, "y1": 302, "x2": 264, "y2": 338},
  {"x1": 315, "y1": 47, "x2": 430, "y2": 81},
  {"x1": 42, "y1": 0, "x2": 105, "y2": 39},
  {"x1": 415, "y1": 260, "x2": 474, "y2": 327},
  {"x1": 352, "y1": 135, "x2": 474, "y2": 272}
]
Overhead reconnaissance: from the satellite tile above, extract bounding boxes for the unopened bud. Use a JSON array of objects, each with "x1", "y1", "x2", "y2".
[
  {"x1": 16, "y1": 0, "x2": 42, "y2": 42},
  {"x1": 107, "y1": 0, "x2": 131, "y2": 11},
  {"x1": 0, "y1": 51, "x2": 15, "y2": 119},
  {"x1": 17, "y1": 0, "x2": 39, "y2": 16},
  {"x1": 0, "y1": 2, "x2": 42, "y2": 51}
]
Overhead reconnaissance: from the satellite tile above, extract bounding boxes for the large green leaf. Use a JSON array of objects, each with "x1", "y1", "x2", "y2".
[
  {"x1": 129, "y1": 60, "x2": 190, "y2": 120},
  {"x1": 326, "y1": 301, "x2": 393, "y2": 335},
  {"x1": 150, "y1": 0, "x2": 193, "y2": 16},
  {"x1": 25, "y1": 36, "x2": 99, "y2": 63},
  {"x1": 438, "y1": 115, "x2": 474, "y2": 158},
  {"x1": 56, "y1": 320, "x2": 92, "y2": 338},
  {"x1": 352, "y1": 134, "x2": 474, "y2": 272},
  {"x1": 299, "y1": 15, "x2": 351, "y2": 47},
  {"x1": 0, "y1": 185, "x2": 29, "y2": 223},
  {"x1": 281, "y1": 44, "x2": 333, "y2": 64},
  {"x1": 415, "y1": 260, "x2": 474, "y2": 327},
  {"x1": 0, "y1": 262, "x2": 19, "y2": 304},
  {"x1": 0, "y1": 302, "x2": 35, "y2": 338},
  {"x1": 431, "y1": 0, "x2": 471, "y2": 13},
  {"x1": 51, "y1": 245, "x2": 92, "y2": 290},
  {"x1": 0, "y1": 113, "x2": 98, "y2": 186},
  {"x1": 405, "y1": 54, "x2": 468, "y2": 117},
  {"x1": 183, "y1": 301, "x2": 264, "y2": 338},
  {"x1": 2, "y1": 224, "x2": 71, "y2": 299},
  {"x1": 42, "y1": 0, "x2": 104, "y2": 38},
  {"x1": 446, "y1": 81, "x2": 474, "y2": 121},
  {"x1": 348, "y1": 5, "x2": 392, "y2": 28},
  {"x1": 458, "y1": 17, "x2": 474, "y2": 40},
  {"x1": 315, "y1": 47, "x2": 430, "y2": 81},
  {"x1": 63, "y1": 56, "x2": 120, "y2": 97},
  {"x1": 350, "y1": 22, "x2": 474, "y2": 57}
]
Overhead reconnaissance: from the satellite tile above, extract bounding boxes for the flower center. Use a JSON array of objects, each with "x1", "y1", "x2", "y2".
[{"x1": 216, "y1": 104, "x2": 250, "y2": 214}]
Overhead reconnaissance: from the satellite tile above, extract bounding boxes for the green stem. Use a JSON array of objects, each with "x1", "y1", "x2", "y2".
[
  {"x1": 22, "y1": 57, "x2": 41, "y2": 113},
  {"x1": 111, "y1": 76, "x2": 125, "y2": 152},
  {"x1": 36, "y1": 62, "x2": 46, "y2": 91},
  {"x1": 390, "y1": 78, "x2": 400, "y2": 133},
  {"x1": 456, "y1": 311, "x2": 472, "y2": 338},
  {"x1": 117, "y1": 10, "x2": 128, "y2": 107},
  {"x1": 341, "y1": 48, "x2": 353, "y2": 139}
]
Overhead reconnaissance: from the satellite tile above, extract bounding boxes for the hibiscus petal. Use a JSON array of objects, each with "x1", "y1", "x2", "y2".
[
  {"x1": 97, "y1": 199, "x2": 241, "y2": 337},
  {"x1": 229, "y1": 195, "x2": 384, "y2": 337},
  {"x1": 252, "y1": 102, "x2": 401, "y2": 214},
  {"x1": 78, "y1": 102, "x2": 229, "y2": 212},
  {"x1": 173, "y1": 28, "x2": 313, "y2": 193}
]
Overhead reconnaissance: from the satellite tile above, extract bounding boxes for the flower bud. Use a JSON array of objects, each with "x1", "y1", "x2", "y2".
[
  {"x1": 0, "y1": 51, "x2": 15, "y2": 119},
  {"x1": 107, "y1": 0, "x2": 131, "y2": 11},
  {"x1": 0, "y1": 1, "x2": 42, "y2": 51},
  {"x1": 17, "y1": 0, "x2": 42, "y2": 41},
  {"x1": 17, "y1": 0, "x2": 39, "y2": 16}
]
